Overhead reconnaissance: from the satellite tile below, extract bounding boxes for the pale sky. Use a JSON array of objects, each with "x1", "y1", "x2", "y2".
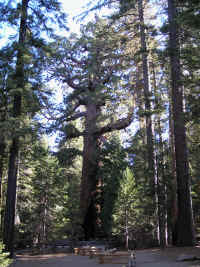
[
  {"x1": 61, "y1": 0, "x2": 112, "y2": 34},
  {"x1": 61, "y1": 0, "x2": 90, "y2": 16},
  {"x1": 61, "y1": 0, "x2": 91, "y2": 33}
]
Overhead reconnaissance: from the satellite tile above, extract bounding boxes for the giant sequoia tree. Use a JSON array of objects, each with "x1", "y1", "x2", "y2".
[{"x1": 49, "y1": 19, "x2": 134, "y2": 238}]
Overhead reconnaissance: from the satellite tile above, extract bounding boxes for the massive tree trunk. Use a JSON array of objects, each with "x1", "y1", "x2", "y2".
[
  {"x1": 168, "y1": 0, "x2": 195, "y2": 246},
  {"x1": 3, "y1": 0, "x2": 28, "y2": 255},
  {"x1": 80, "y1": 102, "x2": 100, "y2": 239},
  {"x1": 80, "y1": 100, "x2": 134, "y2": 239}
]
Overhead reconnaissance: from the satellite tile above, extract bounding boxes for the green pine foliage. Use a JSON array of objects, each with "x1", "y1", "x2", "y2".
[
  {"x1": 0, "y1": 242, "x2": 12, "y2": 267},
  {"x1": 15, "y1": 139, "x2": 67, "y2": 246},
  {"x1": 98, "y1": 136, "x2": 128, "y2": 236},
  {"x1": 0, "y1": 0, "x2": 69, "y2": 144},
  {"x1": 14, "y1": 134, "x2": 84, "y2": 246},
  {"x1": 55, "y1": 138, "x2": 83, "y2": 240},
  {"x1": 112, "y1": 167, "x2": 136, "y2": 235}
]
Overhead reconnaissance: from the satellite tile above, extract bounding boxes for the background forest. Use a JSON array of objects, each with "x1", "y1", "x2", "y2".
[{"x1": 0, "y1": 0, "x2": 200, "y2": 260}]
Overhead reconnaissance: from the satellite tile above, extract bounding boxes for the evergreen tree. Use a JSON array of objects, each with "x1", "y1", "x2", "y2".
[
  {"x1": 48, "y1": 18, "x2": 134, "y2": 239},
  {"x1": 112, "y1": 167, "x2": 136, "y2": 249},
  {"x1": 167, "y1": 0, "x2": 195, "y2": 246},
  {"x1": 1, "y1": 0, "x2": 67, "y2": 255},
  {"x1": 98, "y1": 135, "x2": 128, "y2": 238},
  {"x1": 55, "y1": 136, "x2": 83, "y2": 240},
  {"x1": 3, "y1": 0, "x2": 29, "y2": 255},
  {"x1": 15, "y1": 138, "x2": 70, "y2": 246}
]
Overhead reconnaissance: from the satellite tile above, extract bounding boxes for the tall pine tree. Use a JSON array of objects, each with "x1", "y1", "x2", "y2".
[
  {"x1": 167, "y1": 0, "x2": 195, "y2": 246},
  {"x1": 1, "y1": 0, "x2": 67, "y2": 255}
]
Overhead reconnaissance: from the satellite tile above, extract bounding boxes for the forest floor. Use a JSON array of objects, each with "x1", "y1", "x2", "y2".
[{"x1": 10, "y1": 246, "x2": 200, "y2": 267}]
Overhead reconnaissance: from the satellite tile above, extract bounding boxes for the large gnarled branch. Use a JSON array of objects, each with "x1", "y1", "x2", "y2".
[
  {"x1": 94, "y1": 92, "x2": 136, "y2": 135},
  {"x1": 94, "y1": 110, "x2": 134, "y2": 136}
]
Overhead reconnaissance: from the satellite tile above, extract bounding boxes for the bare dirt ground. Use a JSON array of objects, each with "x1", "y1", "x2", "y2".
[{"x1": 10, "y1": 246, "x2": 200, "y2": 267}]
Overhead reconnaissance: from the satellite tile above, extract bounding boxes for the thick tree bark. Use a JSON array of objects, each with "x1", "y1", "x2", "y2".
[
  {"x1": 168, "y1": 0, "x2": 195, "y2": 246},
  {"x1": 3, "y1": 0, "x2": 28, "y2": 255},
  {"x1": 169, "y1": 102, "x2": 178, "y2": 245},
  {"x1": 80, "y1": 102, "x2": 100, "y2": 239}
]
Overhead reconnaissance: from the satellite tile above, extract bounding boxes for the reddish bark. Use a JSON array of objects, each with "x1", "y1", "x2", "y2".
[{"x1": 168, "y1": 0, "x2": 195, "y2": 246}]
